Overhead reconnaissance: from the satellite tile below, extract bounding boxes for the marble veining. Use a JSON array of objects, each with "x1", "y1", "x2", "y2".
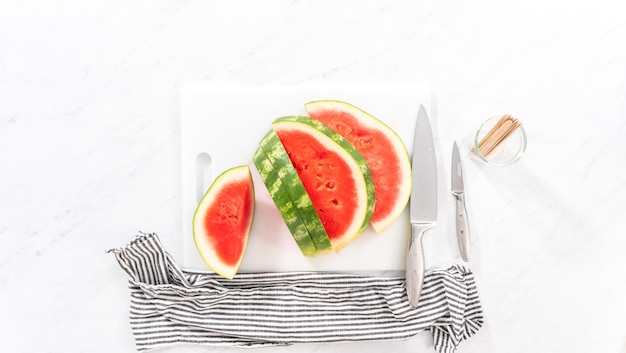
[{"x1": 1, "y1": 0, "x2": 626, "y2": 352}]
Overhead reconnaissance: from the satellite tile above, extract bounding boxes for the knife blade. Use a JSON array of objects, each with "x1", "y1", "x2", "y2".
[
  {"x1": 406, "y1": 105, "x2": 438, "y2": 309},
  {"x1": 451, "y1": 141, "x2": 470, "y2": 262}
]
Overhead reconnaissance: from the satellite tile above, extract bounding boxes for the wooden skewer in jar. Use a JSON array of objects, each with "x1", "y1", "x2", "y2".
[{"x1": 478, "y1": 114, "x2": 522, "y2": 157}]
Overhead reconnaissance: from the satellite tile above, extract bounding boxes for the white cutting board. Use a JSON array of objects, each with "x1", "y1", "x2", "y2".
[{"x1": 181, "y1": 85, "x2": 431, "y2": 272}]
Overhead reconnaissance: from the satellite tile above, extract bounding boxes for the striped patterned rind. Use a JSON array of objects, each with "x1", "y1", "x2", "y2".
[
  {"x1": 110, "y1": 232, "x2": 484, "y2": 353},
  {"x1": 259, "y1": 129, "x2": 333, "y2": 253},
  {"x1": 252, "y1": 146, "x2": 317, "y2": 257},
  {"x1": 272, "y1": 116, "x2": 375, "y2": 250}
]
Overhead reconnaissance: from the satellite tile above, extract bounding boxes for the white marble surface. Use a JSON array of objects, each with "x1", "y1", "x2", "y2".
[{"x1": 2, "y1": 1, "x2": 626, "y2": 352}]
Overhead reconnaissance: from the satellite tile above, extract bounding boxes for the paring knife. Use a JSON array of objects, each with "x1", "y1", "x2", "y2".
[
  {"x1": 406, "y1": 105, "x2": 438, "y2": 309},
  {"x1": 451, "y1": 141, "x2": 470, "y2": 262}
]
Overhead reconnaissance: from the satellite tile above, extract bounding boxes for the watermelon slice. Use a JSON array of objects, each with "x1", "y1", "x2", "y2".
[
  {"x1": 192, "y1": 165, "x2": 254, "y2": 279},
  {"x1": 258, "y1": 129, "x2": 332, "y2": 254},
  {"x1": 273, "y1": 116, "x2": 375, "y2": 250},
  {"x1": 305, "y1": 100, "x2": 412, "y2": 234},
  {"x1": 252, "y1": 143, "x2": 318, "y2": 257}
]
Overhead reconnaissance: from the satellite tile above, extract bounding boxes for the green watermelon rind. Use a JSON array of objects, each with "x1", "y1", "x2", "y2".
[
  {"x1": 192, "y1": 165, "x2": 254, "y2": 279},
  {"x1": 304, "y1": 100, "x2": 412, "y2": 234},
  {"x1": 259, "y1": 130, "x2": 333, "y2": 253},
  {"x1": 272, "y1": 116, "x2": 375, "y2": 250},
  {"x1": 252, "y1": 145, "x2": 318, "y2": 257}
]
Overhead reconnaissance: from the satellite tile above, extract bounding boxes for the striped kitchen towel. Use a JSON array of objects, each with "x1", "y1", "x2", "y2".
[{"x1": 110, "y1": 232, "x2": 483, "y2": 353}]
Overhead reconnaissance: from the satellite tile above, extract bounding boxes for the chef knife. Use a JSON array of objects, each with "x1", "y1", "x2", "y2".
[
  {"x1": 451, "y1": 141, "x2": 470, "y2": 262},
  {"x1": 406, "y1": 105, "x2": 438, "y2": 309}
]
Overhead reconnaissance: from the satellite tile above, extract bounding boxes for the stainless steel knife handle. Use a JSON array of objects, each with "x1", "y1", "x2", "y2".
[
  {"x1": 454, "y1": 193, "x2": 470, "y2": 262},
  {"x1": 406, "y1": 223, "x2": 435, "y2": 309}
]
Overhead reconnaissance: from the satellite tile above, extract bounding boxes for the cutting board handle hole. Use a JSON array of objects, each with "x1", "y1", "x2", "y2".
[{"x1": 196, "y1": 152, "x2": 212, "y2": 202}]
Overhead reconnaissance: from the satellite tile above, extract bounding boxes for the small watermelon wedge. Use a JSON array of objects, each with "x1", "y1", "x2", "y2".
[
  {"x1": 192, "y1": 165, "x2": 254, "y2": 279},
  {"x1": 305, "y1": 100, "x2": 412, "y2": 234},
  {"x1": 273, "y1": 116, "x2": 375, "y2": 250}
]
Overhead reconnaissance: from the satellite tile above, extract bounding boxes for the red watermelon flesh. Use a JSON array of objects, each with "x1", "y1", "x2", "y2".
[
  {"x1": 305, "y1": 100, "x2": 411, "y2": 234},
  {"x1": 279, "y1": 129, "x2": 358, "y2": 238},
  {"x1": 202, "y1": 181, "x2": 253, "y2": 266}
]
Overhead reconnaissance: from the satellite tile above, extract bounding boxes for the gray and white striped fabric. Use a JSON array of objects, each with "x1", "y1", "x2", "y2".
[{"x1": 110, "y1": 232, "x2": 483, "y2": 353}]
